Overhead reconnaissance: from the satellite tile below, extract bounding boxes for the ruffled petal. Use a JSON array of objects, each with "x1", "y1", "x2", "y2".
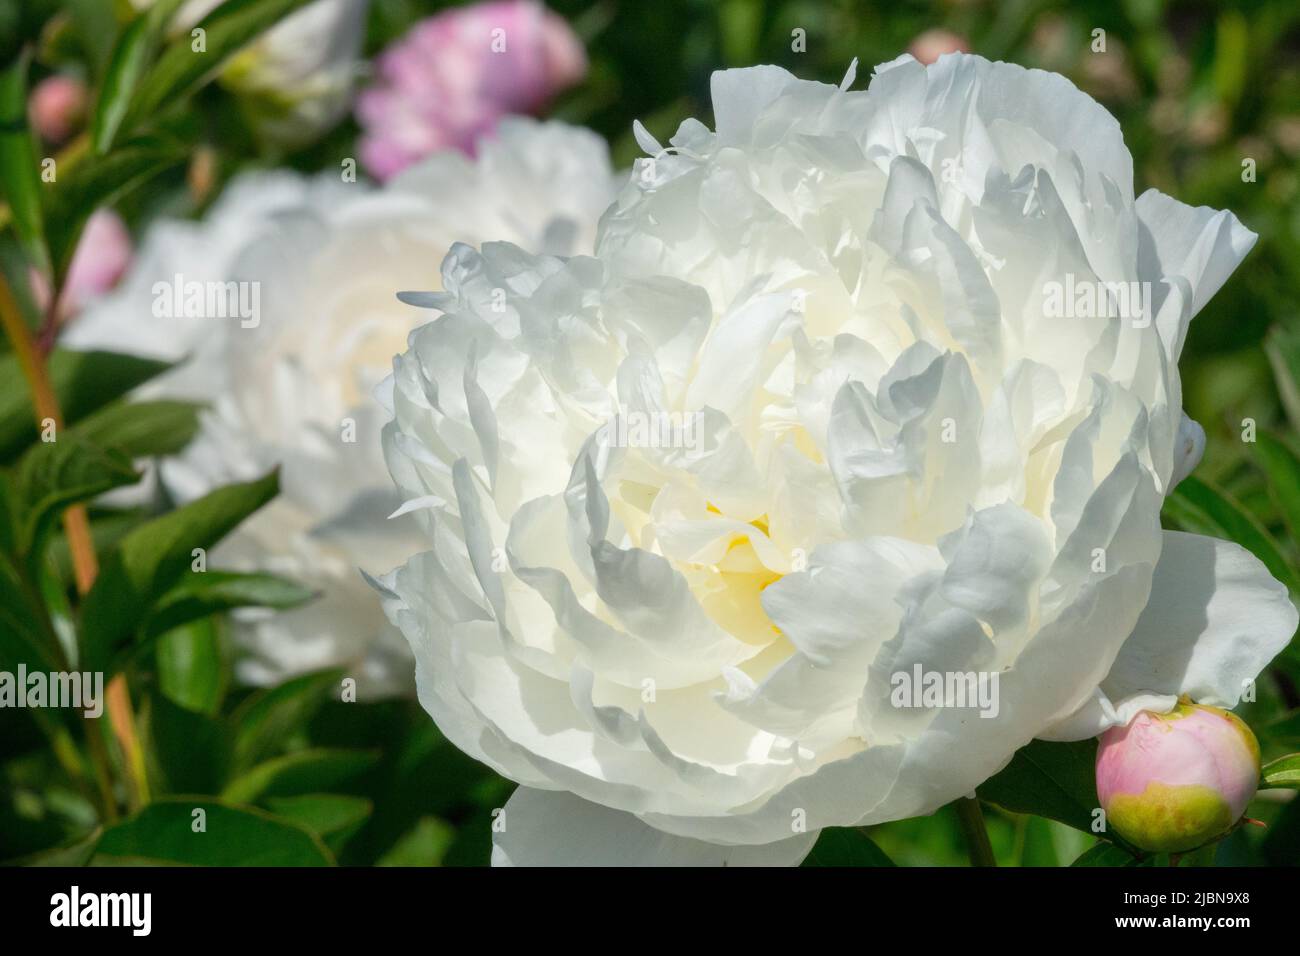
[
  {"x1": 491, "y1": 787, "x2": 817, "y2": 866},
  {"x1": 1044, "y1": 531, "x2": 1297, "y2": 740}
]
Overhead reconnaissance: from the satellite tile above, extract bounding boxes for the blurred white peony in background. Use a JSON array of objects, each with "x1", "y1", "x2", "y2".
[
  {"x1": 68, "y1": 119, "x2": 617, "y2": 696},
  {"x1": 377, "y1": 54, "x2": 1297, "y2": 865},
  {"x1": 127, "y1": 0, "x2": 370, "y2": 145}
]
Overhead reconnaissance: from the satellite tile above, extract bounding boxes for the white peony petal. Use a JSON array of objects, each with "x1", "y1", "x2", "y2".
[
  {"x1": 1043, "y1": 531, "x2": 1297, "y2": 740},
  {"x1": 709, "y1": 66, "x2": 809, "y2": 146},
  {"x1": 1102, "y1": 531, "x2": 1297, "y2": 709},
  {"x1": 1169, "y1": 412, "x2": 1205, "y2": 487},
  {"x1": 1136, "y1": 189, "x2": 1258, "y2": 361},
  {"x1": 491, "y1": 787, "x2": 817, "y2": 866}
]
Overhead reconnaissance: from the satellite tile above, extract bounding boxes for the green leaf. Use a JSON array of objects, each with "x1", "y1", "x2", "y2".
[
  {"x1": 44, "y1": 134, "x2": 186, "y2": 278},
  {"x1": 7, "y1": 828, "x2": 102, "y2": 866},
  {"x1": 802, "y1": 827, "x2": 896, "y2": 867},
  {"x1": 1261, "y1": 794, "x2": 1300, "y2": 865},
  {"x1": 60, "y1": 0, "x2": 117, "y2": 69},
  {"x1": 0, "y1": 349, "x2": 175, "y2": 463},
  {"x1": 155, "y1": 616, "x2": 228, "y2": 716},
  {"x1": 0, "y1": 51, "x2": 49, "y2": 275},
  {"x1": 229, "y1": 668, "x2": 344, "y2": 770},
  {"x1": 1253, "y1": 432, "x2": 1300, "y2": 547},
  {"x1": 1017, "y1": 814, "x2": 1064, "y2": 866},
  {"x1": 977, "y1": 739, "x2": 1102, "y2": 835},
  {"x1": 14, "y1": 433, "x2": 138, "y2": 556},
  {"x1": 221, "y1": 748, "x2": 378, "y2": 804},
  {"x1": 1266, "y1": 325, "x2": 1300, "y2": 432},
  {"x1": 1260, "y1": 709, "x2": 1300, "y2": 748},
  {"x1": 1261, "y1": 753, "x2": 1300, "y2": 790},
  {"x1": 1164, "y1": 476, "x2": 1300, "y2": 593},
  {"x1": 93, "y1": 799, "x2": 333, "y2": 866},
  {"x1": 1070, "y1": 841, "x2": 1140, "y2": 867},
  {"x1": 79, "y1": 468, "x2": 279, "y2": 672},
  {"x1": 0, "y1": 467, "x2": 15, "y2": 552},
  {"x1": 376, "y1": 817, "x2": 454, "y2": 867},
  {"x1": 71, "y1": 399, "x2": 203, "y2": 460},
  {"x1": 263, "y1": 794, "x2": 372, "y2": 849},
  {"x1": 0, "y1": 549, "x2": 62, "y2": 672},
  {"x1": 92, "y1": 11, "x2": 159, "y2": 155},
  {"x1": 143, "y1": 570, "x2": 315, "y2": 645},
  {"x1": 146, "y1": 690, "x2": 230, "y2": 794},
  {"x1": 120, "y1": 0, "x2": 311, "y2": 133}
]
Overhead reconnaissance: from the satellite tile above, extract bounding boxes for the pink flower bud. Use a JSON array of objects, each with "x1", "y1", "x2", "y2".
[
  {"x1": 29, "y1": 74, "x2": 88, "y2": 145},
  {"x1": 908, "y1": 29, "x2": 971, "y2": 66},
  {"x1": 1096, "y1": 701, "x2": 1261, "y2": 853},
  {"x1": 357, "y1": 1, "x2": 587, "y2": 180},
  {"x1": 31, "y1": 209, "x2": 133, "y2": 321}
]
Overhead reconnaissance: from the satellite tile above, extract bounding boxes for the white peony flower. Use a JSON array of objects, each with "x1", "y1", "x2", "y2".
[
  {"x1": 378, "y1": 54, "x2": 1298, "y2": 865},
  {"x1": 67, "y1": 119, "x2": 617, "y2": 696},
  {"x1": 216, "y1": 0, "x2": 369, "y2": 145}
]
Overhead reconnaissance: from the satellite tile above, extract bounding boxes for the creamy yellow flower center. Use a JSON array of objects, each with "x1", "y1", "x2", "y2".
[{"x1": 684, "y1": 511, "x2": 783, "y2": 645}]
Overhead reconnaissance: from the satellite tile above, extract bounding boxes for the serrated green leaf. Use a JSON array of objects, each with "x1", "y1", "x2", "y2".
[
  {"x1": 93, "y1": 799, "x2": 333, "y2": 866},
  {"x1": 802, "y1": 827, "x2": 896, "y2": 867},
  {"x1": 79, "y1": 468, "x2": 279, "y2": 672},
  {"x1": 221, "y1": 748, "x2": 378, "y2": 804}
]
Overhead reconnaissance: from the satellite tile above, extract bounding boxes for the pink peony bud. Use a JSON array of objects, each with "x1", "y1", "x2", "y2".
[
  {"x1": 30, "y1": 209, "x2": 133, "y2": 321},
  {"x1": 29, "y1": 74, "x2": 88, "y2": 145},
  {"x1": 1096, "y1": 701, "x2": 1261, "y2": 853},
  {"x1": 356, "y1": 0, "x2": 587, "y2": 180},
  {"x1": 908, "y1": 29, "x2": 971, "y2": 66}
]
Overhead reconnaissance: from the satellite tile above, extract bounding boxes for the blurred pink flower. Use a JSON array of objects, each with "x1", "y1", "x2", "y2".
[
  {"x1": 32, "y1": 210, "x2": 133, "y2": 321},
  {"x1": 356, "y1": 0, "x2": 586, "y2": 180},
  {"x1": 908, "y1": 29, "x2": 970, "y2": 66},
  {"x1": 29, "y1": 74, "x2": 88, "y2": 144}
]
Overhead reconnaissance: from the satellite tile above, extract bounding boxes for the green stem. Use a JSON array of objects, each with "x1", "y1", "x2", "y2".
[
  {"x1": 0, "y1": 268, "x2": 135, "y2": 821},
  {"x1": 83, "y1": 717, "x2": 119, "y2": 824},
  {"x1": 954, "y1": 796, "x2": 997, "y2": 867}
]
